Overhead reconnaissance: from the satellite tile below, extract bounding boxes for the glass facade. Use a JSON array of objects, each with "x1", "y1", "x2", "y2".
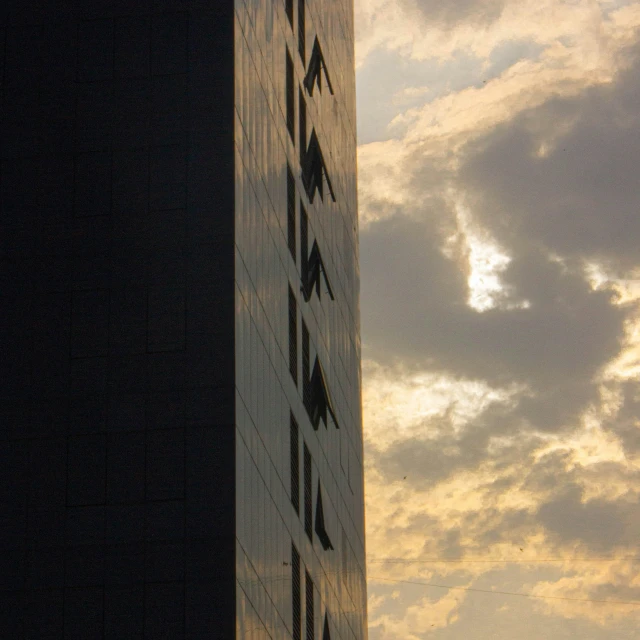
[
  {"x1": 0, "y1": 0, "x2": 365, "y2": 637},
  {"x1": 234, "y1": 1, "x2": 367, "y2": 639}
]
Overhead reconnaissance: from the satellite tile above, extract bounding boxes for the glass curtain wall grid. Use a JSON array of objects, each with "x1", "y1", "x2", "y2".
[{"x1": 235, "y1": 0, "x2": 367, "y2": 637}]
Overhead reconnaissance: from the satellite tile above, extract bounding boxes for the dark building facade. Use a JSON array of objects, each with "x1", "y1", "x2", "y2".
[{"x1": 0, "y1": 0, "x2": 366, "y2": 638}]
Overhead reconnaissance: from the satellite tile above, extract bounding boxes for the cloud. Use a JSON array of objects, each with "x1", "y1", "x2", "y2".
[
  {"x1": 359, "y1": 20, "x2": 640, "y2": 446},
  {"x1": 356, "y1": 1, "x2": 640, "y2": 636},
  {"x1": 601, "y1": 380, "x2": 640, "y2": 454},
  {"x1": 536, "y1": 485, "x2": 640, "y2": 551},
  {"x1": 355, "y1": 0, "x2": 640, "y2": 67},
  {"x1": 361, "y1": 214, "x2": 624, "y2": 392},
  {"x1": 369, "y1": 589, "x2": 464, "y2": 639},
  {"x1": 460, "y1": 48, "x2": 640, "y2": 269},
  {"x1": 402, "y1": 0, "x2": 508, "y2": 28}
]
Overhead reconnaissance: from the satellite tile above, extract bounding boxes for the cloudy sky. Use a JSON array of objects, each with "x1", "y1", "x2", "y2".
[{"x1": 354, "y1": 0, "x2": 640, "y2": 637}]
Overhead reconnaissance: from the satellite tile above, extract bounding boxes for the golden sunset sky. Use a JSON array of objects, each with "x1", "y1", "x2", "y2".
[{"x1": 355, "y1": 1, "x2": 640, "y2": 637}]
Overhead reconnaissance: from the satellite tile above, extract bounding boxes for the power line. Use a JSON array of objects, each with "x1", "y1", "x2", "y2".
[
  {"x1": 370, "y1": 577, "x2": 640, "y2": 607},
  {"x1": 369, "y1": 556, "x2": 640, "y2": 565}
]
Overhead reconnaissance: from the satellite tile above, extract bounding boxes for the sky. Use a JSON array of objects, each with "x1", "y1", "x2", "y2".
[{"x1": 354, "y1": 1, "x2": 640, "y2": 637}]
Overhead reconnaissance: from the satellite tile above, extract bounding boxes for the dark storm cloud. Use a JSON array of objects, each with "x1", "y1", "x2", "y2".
[{"x1": 460, "y1": 46, "x2": 640, "y2": 270}]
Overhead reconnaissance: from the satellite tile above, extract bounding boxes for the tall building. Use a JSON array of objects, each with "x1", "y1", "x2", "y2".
[{"x1": 1, "y1": 1, "x2": 367, "y2": 638}]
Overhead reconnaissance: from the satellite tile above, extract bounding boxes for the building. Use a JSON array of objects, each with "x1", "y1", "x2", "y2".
[{"x1": 0, "y1": 1, "x2": 367, "y2": 638}]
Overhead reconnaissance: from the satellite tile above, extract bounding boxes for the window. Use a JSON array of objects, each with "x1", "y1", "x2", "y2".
[
  {"x1": 312, "y1": 357, "x2": 339, "y2": 429},
  {"x1": 292, "y1": 543, "x2": 302, "y2": 640},
  {"x1": 286, "y1": 48, "x2": 295, "y2": 141},
  {"x1": 302, "y1": 129, "x2": 335, "y2": 204},
  {"x1": 304, "y1": 442, "x2": 312, "y2": 541},
  {"x1": 315, "y1": 485, "x2": 334, "y2": 550},
  {"x1": 300, "y1": 201, "x2": 308, "y2": 272},
  {"x1": 301, "y1": 321, "x2": 339, "y2": 429},
  {"x1": 341, "y1": 527, "x2": 348, "y2": 587},
  {"x1": 289, "y1": 286, "x2": 298, "y2": 385},
  {"x1": 303, "y1": 240, "x2": 334, "y2": 302},
  {"x1": 290, "y1": 412, "x2": 299, "y2": 514},
  {"x1": 302, "y1": 318, "x2": 310, "y2": 411},
  {"x1": 299, "y1": 87, "x2": 307, "y2": 165},
  {"x1": 304, "y1": 36, "x2": 334, "y2": 97},
  {"x1": 304, "y1": 352, "x2": 339, "y2": 431},
  {"x1": 286, "y1": 0, "x2": 294, "y2": 28},
  {"x1": 298, "y1": 0, "x2": 306, "y2": 64},
  {"x1": 287, "y1": 164, "x2": 296, "y2": 261},
  {"x1": 300, "y1": 205, "x2": 333, "y2": 302},
  {"x1": 323, "y1": 614, "x2": 331, "y2": 640},
  {"x1": 305, "y1": 570, "x2": 314, "y2": 640}
]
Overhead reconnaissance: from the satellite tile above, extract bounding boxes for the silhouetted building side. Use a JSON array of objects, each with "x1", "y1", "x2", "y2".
[{"x1": 0, "y1": 1, "x2": 366, "y2": 638}]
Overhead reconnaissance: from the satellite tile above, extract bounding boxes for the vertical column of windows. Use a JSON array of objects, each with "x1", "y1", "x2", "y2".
[
  {"x1": 290, "y1": 412, "x2": 300, "y2": 514},
  {"x1": 286, "y1": 0, "x2": 294, "y2": 28},
  {"x1": 286, "y1": 49, "x2": 295, "y2": 142},
  {"x1": 287, "y1": 164, "x2": 296, "y2": 261},
  {"x1": 300, "y1": 201, "x2": 308, "y2": 276},
  {"x1": 289, "y1": 286, "x2": 298, "y2": 385},
  {"x1": 305, "y1": 570, "x2": 315, "y2": 640},
  {"x1": 285, "y1": 16, "x2": 354, "y2": 640},
  {"x1": 298, "y1": 0, "x2": 306, "y2": 64},
  {"x1": 303, "y1": 442, "x2": 312, "y2": 541},
  {"x1": 292, "y1": 543, "x2": 302, "y2": 640},
  {"x1": 299, "y1": 87, "x2": 307, "y2": 166},
  {"x1": 341, "y1": 527, "x2": 348, "y2": 586},
  {"x1": 301, "y1": 318, "x2": 310, "y2": 411}
]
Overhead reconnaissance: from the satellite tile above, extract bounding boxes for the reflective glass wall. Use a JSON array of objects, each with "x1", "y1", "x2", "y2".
[{"x1": 234, "y1": 0, "x2": 367, "y2": 638}]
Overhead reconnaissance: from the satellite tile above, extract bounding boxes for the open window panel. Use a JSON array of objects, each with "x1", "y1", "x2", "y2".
[
  {"x1": 315, "y1": 484, "x2": 334, "y2": 551},
  {"x1": 301, "y1": 319, "x2": 339, "y2": 431},
  {"x1": 304, "y1": 36, "x2": 334, "y2": 97},
  {"x1": 301, "y1": 129, "x2": 336, "y2": 204},
  {"x1": 309, "y1": 356, "x2": 339, "y2": 430},
  {"x1": 303, "y1": 239, "x2": 334, "y2": 302},
  {"x1": 300, "y1": 204, "x2": 334, "y2": 302}
]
